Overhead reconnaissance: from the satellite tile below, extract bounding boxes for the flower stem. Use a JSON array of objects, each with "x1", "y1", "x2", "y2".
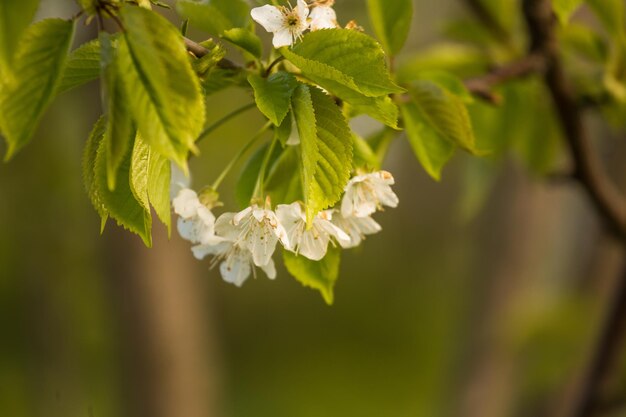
[
  {"x1": 253, "y1": 134, "x2": 279, "y2": 200},
  {"x1": 196, "y1": 102, "x2": 256, "y2": 144},
  {"x1": 265, "y1": 56, "x2": 285, "y2": 76},
  {"x1": 211, "y1": 121, "x2": 273, "y2": 190}
]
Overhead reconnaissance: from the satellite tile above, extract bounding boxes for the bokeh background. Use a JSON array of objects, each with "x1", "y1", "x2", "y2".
[{"x1": 1, "y1": 1, "x2": 626, "y2": 417}]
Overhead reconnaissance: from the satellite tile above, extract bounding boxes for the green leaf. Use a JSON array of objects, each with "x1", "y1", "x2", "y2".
[
  {"x1": 396, "y1": 44, "x2": 489, "y2": 82},
  {"x1": 222, "y1": 28, "x2": 262, "y2": 59},
  {"x1": 146, "y1": 144, "x2": 172, "y2": 234},
  {"x1": 118, "y1": 5, "x2": 205, "y2": 170},
  {"x1": 366, "y1": 127, "x2": 397, "y2": 164},
  {"x1": 87, "y1": 119, "x2": 152, "y2": 246},
  {"x1": 343, "y1": 94, "x2": 400, "y2": 129},
  {"x1": 58, "y1": 38, "x2": 101, "y2": 94},
  {"x1": 131, "y1": 135, "x2": 172, "y2": 235},
  {"x1": 408, "y1": 80, "x2": 479, "y2": 154},
  {"x1": 283, "y1": 246, "x2": 341, "y2": 305},
  {"x1": 101, "y1": 32, "x2": 135, "y2": 190},
  {"x1": 0, "y1": 0, "x2": 39, "y2": 74},
  {"x1": 0, "y1": 18, "x2": 74, "y2": 160},
  {"x1": 76, "y1": 0, "x2": 99, "y2": 15},
  {"x1": 560, "y1": 24, "x2": 607, "y2": 62},
  {"x1": 586, "y1": 0, "x2": 625, "y2": 39},
  {"x1": 281, "y1": 29, "x2": 402, "y2": 128},
  {"x1": 401, "y1": 102, "x2": 455, "y2": 181},
  {"x1": 413, "y1": 70, "x2": 474, "y2": 103},
  {"x1": 202, "y1": 67, "x2": 245, "y2": 96},
  {"x1": 234, "y1": 142, "x2": 282, "y2": 208},
  {"x1": 281, "y1": 29, "x2": 403, "y2": 98},
  {"x1": 292, "y1": 85, "x2": 353, "y2": 224},
  {"x1": 366, "y1": 0, "x2": 413, "y2": 55},
  {"x1": 552, "y1": 0, "x2": 584, "y2": 25},
  {"x1": 83, "y1": 117, "x2": 108, "y2": 231},
  {"x1": 248, "y1": 71, "x2": 298, "y2": 126},
  {"x1": 274, "y1": 111, "x2": 293, "y2": 146},
  {"x1": 265, "y1": 146, "x2": 302, "y2": 205},
  {"x1": 352, "y1": 133, "x2": 380, "y2": 170},
  {"x1": 192, "y1": 39, "x2": 226, "y2": 75},
  {"x1": 177, "y1": 0, "x2": 250, "y2": 35}
]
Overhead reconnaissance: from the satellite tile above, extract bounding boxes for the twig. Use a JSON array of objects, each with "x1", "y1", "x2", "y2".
[
  {"x1": 519, "y1": 2, "x2": 626, "y2": 417},
  {"x1": 522, "y1": 0, "x2": 626, "y2": 241},
  {"x1": 568, "y1": 262, "x2": 626, "y2": 417},
  {"x1": 463, "y1": 53, "x2": 545, "y2": 103},
  {"x1": 183, "y1": 37, "x2": 240, "y2": 70}
]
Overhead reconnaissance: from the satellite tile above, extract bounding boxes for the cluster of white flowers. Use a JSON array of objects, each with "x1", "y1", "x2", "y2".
[
  {"x1": 251, "y1": 0, "x2": 339, "y2": 48},
  {"x1": 172, "y1": 170, "x2": 398, "y2": 287}
]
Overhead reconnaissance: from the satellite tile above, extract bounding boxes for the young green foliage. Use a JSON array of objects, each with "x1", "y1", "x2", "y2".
[
  {"x1": 131, "y1": 135, "x2": 172, "y2": 235},
  {"x1": 177, "y1": 0, "x2": 251, "y2": 35},
  {"x1": 408, "y1": 80, "x2": 479, "y2": 154},
  {"x1": 248, "y1": 71, "x2": 298, "y2": 126},
  {"x1": 58, "y1": 38, "x2": 102, "y2": 94},
  {"x1": 264, "y1": 146, "x2": 302, "y2": 205},
  {"x1": 83, "y1": 117, "x2": 109, "y2": 231},
  {"x1": 366, "y1": 0, "x2": 413, "y2": 55},
  {"x1": 283, "y1": 246, "x2": 341, "y2": 305},
  {"x1": 235, "y1": 142, "x2": 283, "y2": 208},
  {"x1": 281, "y1": 29, "x2": 403, "y2": 97},
  {"x1": 118, "y1": 5, "x2": 205, "y2": 171},
  {"x1": 101, "y1": 33, "x2": 135, "y2": 190},
  {"x1": 0, "y1": 0, "x2": 39, "y2": 74},
  {"x1": 85, "y1": 118, "x2": 152, "y2": 246},
  {"x1": 222, "y1": 28, "x2": 262, "y2": 59},
  {"x1": 281, "y1": 29, "x2": 403, "y2": 127},
  {"x1": 0, "y1": 18, "x2": 74, "y2": 161},
  {"x1": 352, "y1": 134, "x2": 381, "y2": 171},
  {"x1": 401, "y1": 102, "x2": 455, "y2": 181},
  {"x1": 552, "y1": 0, "x2": 584, "y2": 26},
  {"x1": 292, "y1": 85, "x2": 353, "y2": 224}
]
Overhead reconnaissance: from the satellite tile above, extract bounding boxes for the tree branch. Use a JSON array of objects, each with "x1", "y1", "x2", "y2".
[
  {"x1": 519, "y1": 2, "x2": 626, "y2": 417},
  {"x1": 521, "y1": 0, "x2": 626, "y2": 241},
  {"x1": 183, "y1": 37, "x2": 240, "y2": 70},
  {"x1": 463, "y1": 53, "x2": 545, "y2": 103}
]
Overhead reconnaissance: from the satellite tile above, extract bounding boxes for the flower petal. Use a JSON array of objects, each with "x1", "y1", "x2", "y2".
[
  {"x1": 191, "y1": 240, "x2": 231, "y2": 260},
  {"x1": 173, "y1": 188, "x2": 201, "y2": 218},
  {"x1": 251, "y1": 5, "x2": 285, "y2": 33},
  {"x1": 295, "y1": 0, "x2": 310, "y2": 21},
  {"x1": 170, "y1": 163, "x2": 191, "y2": 200},
  {"x1": 310, "y1": 6, "x2": 337, "y2": 30},
  {"x1": 260, "y1": 258, "x2": 277, "y2": 279},
  {"x1": 249, "y1": 221, "x2": 280, "y2": 266},
  {"x1": 220, "y1": 250, "x2": 252, "y2": 287},
  {"x1": 272, "y1": 28, "x2": 294, "y2": 48}
]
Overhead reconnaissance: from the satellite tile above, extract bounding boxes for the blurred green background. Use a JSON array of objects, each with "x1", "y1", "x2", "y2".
[{"x1": 1, "y1": 1, "x2": 625, "y2": 417}]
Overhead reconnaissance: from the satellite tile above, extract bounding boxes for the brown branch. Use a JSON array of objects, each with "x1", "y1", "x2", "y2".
[
  {"x1": 519, "y1": 2, "x2": 626, "y2": 417},
  {"x1": 463, "y1": 53, "x2": 545, "y2": 103},
  {"x1": 522, "y1": 0, "x2": 626, "y2": 241},
  {"x1": 183, "y1": 36, "x2": 240, "y2": 70}
]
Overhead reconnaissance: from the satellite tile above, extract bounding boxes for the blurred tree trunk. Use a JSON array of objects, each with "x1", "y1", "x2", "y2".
[{"x1": 104, "y1": 223, "x2": 221, "y2": 417}]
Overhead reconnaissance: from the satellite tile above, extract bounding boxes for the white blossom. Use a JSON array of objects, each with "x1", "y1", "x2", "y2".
[
  {"x1": 330, "y1": 210, "x2": 382, "y2": 249},
  {"x1": 276, "y1": 202, "x2": 349, "y2": 260},
  {"x1": 251, "y1": 0, "x2": 309, "y2": 48},
  {"x1": 169, "y1": 162, "x2": 191, "y2": 200},
  {"x1": 341, "y1": 170, "x2": 399, "y2": 218},
  {"x1": 310, "y1": 1, "x2": 338, "y2": 31},
  {"x1": 192, "y1": 240, "x2": 276, "y2": 287},
  {"x1": 173, "y1": 188, "x2": 223, "y2": 245},
  {"x1": 225, "y1": 206, "x2": 289, "y2": 267}
]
